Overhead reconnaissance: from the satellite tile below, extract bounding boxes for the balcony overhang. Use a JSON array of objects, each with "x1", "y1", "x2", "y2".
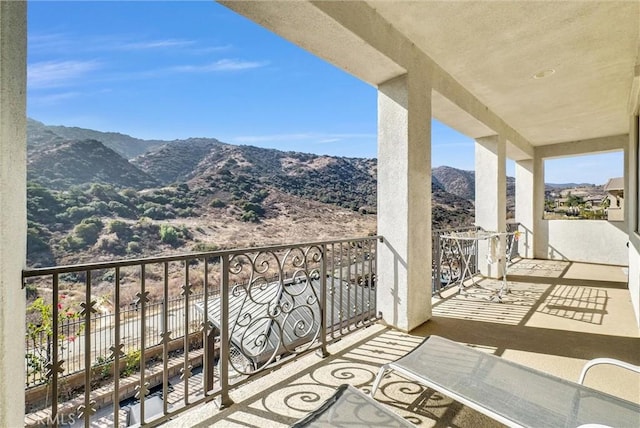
[{"x1": 221, "y1": 1, "x2": 639, "y2": 153}]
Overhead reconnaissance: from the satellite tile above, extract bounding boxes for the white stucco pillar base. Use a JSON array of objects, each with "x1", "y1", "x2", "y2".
[
  {"x1": 475, "y1": 136, "x2": 507, "y2": 278},
  {"x1": 0, "y1": 2, "x2": 27, "y2": 427},
  {"x1": 377, "y1": 74, "x2": 432, "y2": 332}
]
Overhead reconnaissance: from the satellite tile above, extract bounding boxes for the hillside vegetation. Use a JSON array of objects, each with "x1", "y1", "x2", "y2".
[
  {"x1": 26, "y1": 120, "x2": 493, "y2": 267},
  {"x1": 28, "y1": 139, "x2": 159, "y2": 190}
]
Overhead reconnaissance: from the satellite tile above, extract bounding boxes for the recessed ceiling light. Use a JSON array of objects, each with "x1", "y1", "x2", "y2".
[{"x1": 532, "y1": 69, "x2": 555, "y2": 79}]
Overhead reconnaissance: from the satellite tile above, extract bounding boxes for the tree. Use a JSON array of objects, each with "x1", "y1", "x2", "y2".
[{"x1": 566, "y1": 193, "x2": 583, "y2": 207}]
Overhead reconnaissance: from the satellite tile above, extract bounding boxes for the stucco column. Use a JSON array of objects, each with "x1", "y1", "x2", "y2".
[
  {"x1": 531, "y1": 154, "x2": 547, "y2": 259},
  {"x1": 377, "y1": 74, "x2": 432, "y2": 332},
  {"x1": 475, "y1": 135, "x2": 506, "y2": 278},
  {"x1": 627, "y1": 113, "x2": 639, "y2": 328},
  {"x1": 0, "y1": 1, "x2": 27, "y2": 427},
  {"x1": 515, "y1": 159, "x2": 535, "y2": 258}
]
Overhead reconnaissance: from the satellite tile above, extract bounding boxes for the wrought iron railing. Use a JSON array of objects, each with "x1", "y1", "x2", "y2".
[
  {"x1": 431, "y1": 223, "x2": 520, "y2": 295},
  {"x1": 22, "y1": 236, "x2": 379, "y2": 427},
  {"x1": 432, "y1": 226, "x2": 479, "y2": 294},
  {"x1": 25, "y1": 293, "x2": 206, "y2": 388}
]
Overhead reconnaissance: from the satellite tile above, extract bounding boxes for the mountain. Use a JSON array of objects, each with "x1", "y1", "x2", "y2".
[
  {"x1": 28, "y1": 139, "x2": 159, "y2": 190},
  {"x1": 134, "y1": 141, "x2": 378, "y2": 212},
  {"x1": 23, "y1": 119, "x2": 493, "y2": 266},
  {"x1": 26, "y1": 118, "x2": 482, "y2": 223},
  {"x1": 433, "y1": 166, "x2": 475, "y2": 200},
  {"x1": 27, "y1": 118, "x2": 165, "y2": 159},
  {"x1": 131, "y1": 138, "x2": 225, "y2": 184},
  {"x1": 546, "y1": 182, "x2": 597, "y2": 189}
]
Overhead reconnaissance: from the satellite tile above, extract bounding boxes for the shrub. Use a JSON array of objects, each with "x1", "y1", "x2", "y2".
[
  {"x1": 242, "y1": 202, "x2": 265, "y2": 217},
  {"x1": 249, "y1": 189, "x2": 269, "y2": 203},
  {"x1": 27, "y1": 182, "x2": 65, "y2": 224},
  {"x1": 88, "y1": 200, "x2": 109, "y2": 215},
  {"x1": 142, "y1": 203, "x2": 173, "y2": 220},
  {"x1": 176, "y1": 208, "x2": 195, "y2": 218},
  {"x1": 142, "y1": 193, "x2": 170, "y2": 205},
  {"x1": 191, "y1": 242, "x2": 219, "y2": 252},
  {"x1": 88, "y1": 183, "x2": 118, "y2": 201},
  {"x1": 62, "y1": 235, "x2": 85, "y2": 250},
  {"x1": 134, "y1": 217, "x2": 159, "y2": 240},
  {"x1": 240, "y1": 211, "x2": 260, "y2": 223},
  {"x1": 71, "y1": 218, "x2": 103, "y2": 247},
  {"x1": 27, "y1": 227, "x2": 50, "y2": 253},
  {"x1": 160, "y1": 224, "x2": 180, "y2": 246},
  {"x1": 61, "y1": 205, "x2": 98, "y2": 223},
  {"x1": 108, "y1": 201, "x2": 135, "y2": 218},
  {"x1": 120, "y1": 188, "x2": 138, "y2": 199},
  {"x1": 127, "y1": 241, "x2": 141, "y2": 254},
  {"x1": 210, "y1": 198, "x2": 226, "y2": 208},
  {"x1": 107, "y1": 220, "x2": 131, "y2": 238},
  {"x1": 95, "y1": 233, "x2": 124, "y2": 255},
  {"x1": 122, "y1": 349, "x2": 141, "y2": 377}
]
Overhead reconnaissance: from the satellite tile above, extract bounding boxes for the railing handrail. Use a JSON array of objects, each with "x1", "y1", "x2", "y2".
[
  {"x1": 23, "y1": 235, "x2": 380, "y2": 424},
  {"x1": 22, "y1": 235, "x2": 383, "y2": 279},
  {"x1": 431, "y1": 225, "x2": 479, "y2": 234}
]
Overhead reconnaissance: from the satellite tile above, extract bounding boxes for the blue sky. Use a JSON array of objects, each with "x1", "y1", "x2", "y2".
[{"x1": 27, "y1": 1, "x2": 622, "y2": 184}]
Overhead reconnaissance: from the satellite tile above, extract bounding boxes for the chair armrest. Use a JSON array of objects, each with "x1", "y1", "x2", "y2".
[{"x1": 578, "y1": 358, "x2": 640, "y2": 385}]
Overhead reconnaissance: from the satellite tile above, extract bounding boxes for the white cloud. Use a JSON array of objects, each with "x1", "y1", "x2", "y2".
[
  {"x1": 171, "y1": 59, "x2": 269, "y2": 73},
  {"x1": 28, "y1": 60, "x2": 101, "y2": 89},
  {"x1": 29, "y1": 91, "x2": 81, "y2": 105},
  {"x1": 233, "y1": 132, "x2": 375, "y2": 144},
  {"x1": 193, "y1": 45, "x2": 233, "y2": 54},
  {"x1": 29, "y1": 32, "x2": 204, "y2": 54},
  {"x1": 117, "y1": 39, "x2": 196, "y2": 50},
  {"x1": 29, "y1": 33, "x2": 71, "y2": 53}
]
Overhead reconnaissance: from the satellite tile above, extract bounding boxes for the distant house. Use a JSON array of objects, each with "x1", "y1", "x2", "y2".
[
  {"x1": 604, "y1": 177, "x2": 624, "y2": 221},
  {"x1": 555, "y1": 197, "x2": 568, "y2": 208},
  {"x1": 584, "y1": 195, "x2": 605, "y2": 209},
  {"x1": 559, "y1": 188, "x2": 589, "y2": 198}
]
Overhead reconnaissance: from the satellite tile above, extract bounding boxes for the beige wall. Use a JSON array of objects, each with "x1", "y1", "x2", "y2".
[
  {"x1": 607, "y1": 206, "x2": 625, "y2": 222},
  {"x1": 0, "y1": 1, "x2": 27, "y2": 426},
  {"x1": 540, "y1": 220, "x2": 629, "y2": 266},
  {"x1": 627, "y1": 114, "x2": 639, "y2": 327}
]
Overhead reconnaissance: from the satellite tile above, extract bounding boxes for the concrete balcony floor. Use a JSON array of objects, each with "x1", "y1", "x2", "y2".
[{"x1": 166, "y1": 259, "x2": 639, "y2": 427}]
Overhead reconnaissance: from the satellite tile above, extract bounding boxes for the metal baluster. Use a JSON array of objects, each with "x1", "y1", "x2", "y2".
[
  {"x1": 137, "y1": 265, "x2": 148, "y2": 425},
  {"x1": 50, "y1": 274, "x2": 60, "y2": 428},
  {"x1": 317, "y1": 244, "x2": 329, "y2": 358},
  {"x1": 359, "y1": 241, "x2": 365, "y2": 326},
  {"x1": 203, "y1": 258, "x2": 214, "y2": 393},
  {"x1": 219, "y1": 254, "x2": 234, "y2": 408},
  {"x1": 338, "y1": 243, "x2": 344, "y2": 335},
  {"x1": 369, "y1": 238, "x2": 382, "y2": 319},
  {"x1": 80, "y1": 270, "x2": 96, "y2": 427},
  {"x1": 346, "y1": 244, "x2": 352, "y2": 332},
  {"x1": 434, "y1": 232, "x2": 442, "y2": 294},
  {"x1": 162, "y1": 261, "x2": 170, "y2": 417},
  {"x1": 182, "y1": 261, "x2": 191, "y2": 407},
  {"x1": 112, "y1": 267, "x2": 122, "y2": 428},
  {"x1": 363, "y1": 239, "x2": 375, "y2": 321},
  {"x1": 329, "y1": 243, "x2": 335, "y2": 339}
]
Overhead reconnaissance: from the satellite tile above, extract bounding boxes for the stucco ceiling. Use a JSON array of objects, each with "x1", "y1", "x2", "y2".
[
  {"x1": 367, "y1": 1, "x2": 640, "y2": 146},
  {"x1": 222, "y1": 1, "x2": 639, "y2": 149}
]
